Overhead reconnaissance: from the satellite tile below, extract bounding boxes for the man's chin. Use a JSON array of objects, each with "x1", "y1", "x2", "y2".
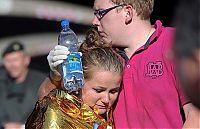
[
  {"x1": 9, "y1": 73, "x2": 20, "y2": 78},
  {"x1": 101, "y1": 37, "x2": 111, "y2": 44}
]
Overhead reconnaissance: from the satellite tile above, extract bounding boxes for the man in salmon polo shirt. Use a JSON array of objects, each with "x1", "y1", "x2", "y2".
[{"x1": 92, "y1": 0, "x2": 199, "y2": 128}]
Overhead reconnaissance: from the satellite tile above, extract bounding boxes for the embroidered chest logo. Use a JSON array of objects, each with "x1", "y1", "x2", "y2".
[{"x1": 145, "y1": 61, "x2": 163, "y2": 79}]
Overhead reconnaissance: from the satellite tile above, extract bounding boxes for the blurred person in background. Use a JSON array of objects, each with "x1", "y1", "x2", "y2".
[
  {"x1": 0, "y1": 41, "x2": 46, "y2": 129},
  {"x1": 173, "y1": 0, "x2": 200, "y2": 127},
  {"x1": 174, "y1": 0, "x2": 199, "y2": 109}
]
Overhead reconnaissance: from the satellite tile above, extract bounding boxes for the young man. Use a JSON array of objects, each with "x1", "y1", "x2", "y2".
[{"x1": 91, "y1": 0, "x2": 200, "y2": 128}]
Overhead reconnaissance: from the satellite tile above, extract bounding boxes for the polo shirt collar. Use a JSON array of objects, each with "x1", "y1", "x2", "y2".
[
  {"x1": 144, "y1": 20, "x2": 163, "y2": 49},
  {"x1": 116, "y1": 20, "x2": 164, "y2": 62}
]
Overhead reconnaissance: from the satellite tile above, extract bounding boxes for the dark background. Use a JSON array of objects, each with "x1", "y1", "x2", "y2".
[
  {"x1": 0, "y1": 0, "x2": 180, "y2": 74},
  {"x1": 0, "y1": 0, "x2": 180, "y2": 38}
]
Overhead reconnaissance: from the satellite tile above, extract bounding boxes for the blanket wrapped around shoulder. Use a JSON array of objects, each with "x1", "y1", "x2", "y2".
[{"x1": 25, "y1": 89, "x2": 114, "y2": 129}]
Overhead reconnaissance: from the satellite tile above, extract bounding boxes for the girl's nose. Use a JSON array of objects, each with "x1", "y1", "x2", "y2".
[{"x1": 101, "y1": 93, "x2": 110, "y2": 107}]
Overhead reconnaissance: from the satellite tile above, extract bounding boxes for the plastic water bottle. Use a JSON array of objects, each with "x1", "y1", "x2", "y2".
[{"x1": 58, "y1": 19, "x2": 84, "y2": 95}]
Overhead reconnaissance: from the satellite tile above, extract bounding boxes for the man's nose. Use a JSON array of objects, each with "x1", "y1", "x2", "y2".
[{"x1": 92, "y1": 15, "x2": 100, "y2": 27}]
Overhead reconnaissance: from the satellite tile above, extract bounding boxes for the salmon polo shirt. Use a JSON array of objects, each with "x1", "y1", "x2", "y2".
[{"x1": 113, "y1": 20, "x2": 189, "y2": 129}]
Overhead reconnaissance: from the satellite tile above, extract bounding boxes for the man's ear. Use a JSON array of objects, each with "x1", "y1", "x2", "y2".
[
  {"x1": 25, "y1": 54, "x2": 31, "y2": 66},
  {"x1": 124, "y1": 5, "x2": 135, "y2": 24}
]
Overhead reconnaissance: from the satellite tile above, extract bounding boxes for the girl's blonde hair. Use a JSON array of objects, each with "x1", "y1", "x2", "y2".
[{"x1": 79, "y1": 28, "x2": 123, "y2": 80}]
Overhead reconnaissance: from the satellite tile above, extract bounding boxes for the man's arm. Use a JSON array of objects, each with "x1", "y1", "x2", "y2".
[
  {"x1": 38, "y1": 45, "x2": 69, "y2": 100},
  {"x1": 37, "y1": 77, "x2": 57, "y2": 100},
  {"x1": 183, "y1": 103, "x2": 200, "y2": 128}
]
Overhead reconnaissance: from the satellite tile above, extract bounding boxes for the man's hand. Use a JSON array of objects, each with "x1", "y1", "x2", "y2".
[
  {"x1": 47, "y1": 45, "x2": 69, "y2": 75},
  {"x1": 38, "y1": 45, "x2": 70, "y2": 99}
]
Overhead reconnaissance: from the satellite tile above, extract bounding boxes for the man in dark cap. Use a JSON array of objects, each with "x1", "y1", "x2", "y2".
[{"x1": 0, "y1": 41, "x2": 46, "y2": 129}]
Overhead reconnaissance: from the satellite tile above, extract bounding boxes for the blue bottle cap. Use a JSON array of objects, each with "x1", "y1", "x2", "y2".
[{"x1": 61, "y1": 19, "x2": 69, "y2": 29}]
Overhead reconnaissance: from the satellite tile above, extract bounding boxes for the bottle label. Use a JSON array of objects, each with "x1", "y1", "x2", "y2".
[
  {"x1": 61, "y1": 52, "x2": 84, "y2": 92},
  {"x1": 67, "y1": 52, "x2": 82, "y2": 72}
]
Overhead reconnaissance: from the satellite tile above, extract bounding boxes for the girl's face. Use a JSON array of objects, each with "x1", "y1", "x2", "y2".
[{"x1": 82, "y1": 70, "x2": 122, "y2": 115}]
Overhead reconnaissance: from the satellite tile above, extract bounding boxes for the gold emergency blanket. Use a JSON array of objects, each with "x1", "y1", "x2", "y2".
[{"x1": 25, "y1": 89, "x2": 114, "y2": 129}]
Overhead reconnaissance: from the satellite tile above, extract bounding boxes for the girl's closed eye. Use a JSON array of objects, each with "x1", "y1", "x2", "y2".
[
  {"x1": 93, "y1": 88, "x2": 105, "y2": 93},
  {"x1": 109, "y1": 88, "x2": 120, "y2": 94}
]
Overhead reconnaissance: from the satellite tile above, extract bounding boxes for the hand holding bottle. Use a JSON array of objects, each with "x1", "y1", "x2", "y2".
[
  {"x1": 47, "y1": 45, "x2": 69, "y2": 75},
  {"x1": 58, "y1": 19, "x2": 84, "y2": 92}
]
